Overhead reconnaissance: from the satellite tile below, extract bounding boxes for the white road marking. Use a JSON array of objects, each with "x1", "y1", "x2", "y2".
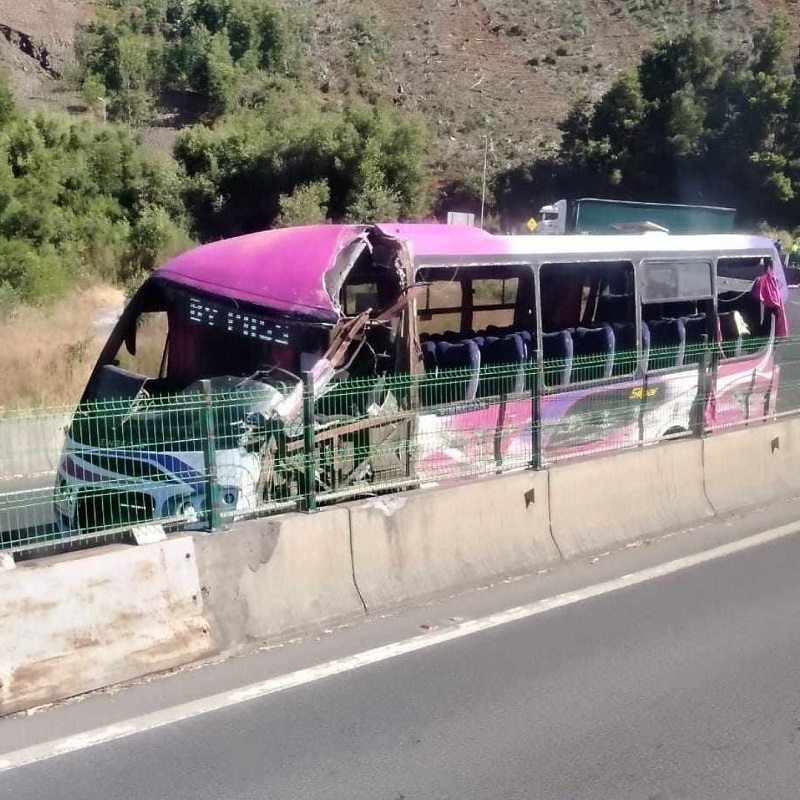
[{"x1": 2, "y1": 520, "x2": 800, "y2": 773}]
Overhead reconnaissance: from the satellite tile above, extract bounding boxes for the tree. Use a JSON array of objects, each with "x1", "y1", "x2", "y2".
[
  {"x1": 0, "y1": 72, "x2": 16, "y2": 126},
  {"x1": 76, "y1": 0, "x2": 307, "y2": 122},
  {"x1": 199, "y1": 32, "x2": 238, "y2": 116},
  {"x1": 637, "y1": 28, "x2": 722, "y2": 104},
  {"x1": 275, "y1": 180, "x2": 330, "y2": 227},
  {"x1": 751, "y1": 11, "x2": 791, "y2": 77},
  {"x1": 494, "y1": 14, "x2": 800, "y2": 227},
  {"x1": 80, "y1": 73, "x2": 108, "y2": 117},
  {"x1": 345, "y1": 160, "x2": 401, "y2": 223},
  {"x1": 174, "y1": 94, "x2": 431, "y2": 239}
]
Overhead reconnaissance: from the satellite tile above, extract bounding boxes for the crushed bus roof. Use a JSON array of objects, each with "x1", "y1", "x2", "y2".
[{"x1": 154, "y1": 223, "x2": 782, "y2": 320}]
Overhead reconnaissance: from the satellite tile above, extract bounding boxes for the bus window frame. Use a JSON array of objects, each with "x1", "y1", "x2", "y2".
[
  {"x1": 714, "y1": 254, "x2": 775, "y2": 364},
  {"x1": 412, "y1": 262, "x2": 535, "y2": 336},
  {"x1": 635, "y1": 255, "x2": 716, "y2": 377},
  {"x1": 535, "y1": 257, "x2": 641, "y2": 391},
  {"x1": 410, "y1": 260, "x2": 536, "y2": 410}
]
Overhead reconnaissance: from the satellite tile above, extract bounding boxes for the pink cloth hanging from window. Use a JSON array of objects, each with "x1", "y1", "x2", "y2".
[{"x1": 752, "y1": 269, "x2": 788, "y2": 337}]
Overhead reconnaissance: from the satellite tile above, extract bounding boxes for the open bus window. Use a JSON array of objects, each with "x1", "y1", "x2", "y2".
[
  {"x1": 415, "y1": 265, "x2": 533, "y2": 405},
  {"x1": 642, "y1": 298, "x2": 713, "y2": 370},
  {"x1": 539, "y1": 260, "x2": 636, "y2": 383},
  {"x1": 717, "y1": 256, "x2": 773, "y2": 357},
  {"x1": 471, "y1": 277, "x2": 519, "y2": 330},
  {"x1": 717, "y1": 256, "x2": 769, "y2": 285},
  {"x1": 416, "y1": 266, "x2": 531, "y2": 336},
  {"x1": 416, "y1": 275, "x2": 462, "y2": 336},
  {"x1": 540, "y1": 261, "x2": 635, "y2": 329},
  {"x1": 116, "y1": 312, "x2": 169, "y2": 379},
  {"x1": 638, "y1": 259, "x2": 714, "y2": 372}
]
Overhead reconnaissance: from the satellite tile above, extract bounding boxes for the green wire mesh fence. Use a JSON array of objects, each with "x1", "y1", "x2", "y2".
[{"x1": 0, "y1": 333, "x2": 789, "y2": 554}]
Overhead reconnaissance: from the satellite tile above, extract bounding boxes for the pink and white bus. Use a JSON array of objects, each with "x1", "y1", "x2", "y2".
[{"x1": 55, "y1": 224, "x2": 789, "y2": 531}]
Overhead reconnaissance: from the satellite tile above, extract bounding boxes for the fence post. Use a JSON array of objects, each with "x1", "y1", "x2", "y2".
[
  {"x1": 531, "y1": 353, "x2": 543, "y2": 470},
  {"x1": 200, "y1": 379, "x2": 221, "y2": 532},
  {"x1": 693, "y1": 334, "x2": 711, "y2": 438},
  {"x1": 302, "y1": 371, "x2": 318, "y2": 513},
  {"x1": 637, "y1": 370, "x2": 648, "y2": 447}
]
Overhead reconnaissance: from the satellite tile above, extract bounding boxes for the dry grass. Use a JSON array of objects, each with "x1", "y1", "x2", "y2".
[{"x1": 0, "y1": 285, "x2": 125, "y2": 410}]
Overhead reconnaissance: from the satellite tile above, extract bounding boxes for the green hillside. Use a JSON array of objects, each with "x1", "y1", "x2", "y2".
[{"x1": 0, "y1": 0, "x2": 799, "y2": 312}]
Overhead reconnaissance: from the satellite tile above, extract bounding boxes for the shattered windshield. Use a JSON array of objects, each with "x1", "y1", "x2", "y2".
[{"x1": 86, "y1": 279, "x2": 329, "y2": 404}]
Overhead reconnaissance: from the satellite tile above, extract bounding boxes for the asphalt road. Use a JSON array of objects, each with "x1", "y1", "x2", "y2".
[
  {"x1": 0, "y1": 475, "x2": 56, "y2": 547},
  {"x1": 5, "y1": 519, "x2": 800, "y2": 799}
]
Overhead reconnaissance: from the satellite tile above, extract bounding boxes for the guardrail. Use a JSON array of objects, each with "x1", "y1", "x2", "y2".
[{"x1": 0, "y1": 336, "x2": 791, "y2": 554}]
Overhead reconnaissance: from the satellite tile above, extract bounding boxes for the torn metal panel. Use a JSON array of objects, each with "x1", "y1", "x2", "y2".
[{"x1": 324, "y1": 231, "x2": 372, "y2": 316}]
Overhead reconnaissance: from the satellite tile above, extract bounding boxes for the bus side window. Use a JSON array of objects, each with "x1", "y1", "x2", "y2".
[
  {"x1": 717, "y1": 257, "x2": 773, "y2": 357},
  {"x1": 470, "y1": 277, "x2": 519, "y2": 331},
  {"x1": 416, "y1": 277, "x2": 463, "y2": 337},
  {"x1": 640, "y1": 258, "x2": 714, "y2": 371},
  {"x1": 540, "y1": 260, "x2": 636, "y2": 383},
  {"x1": 415, "y1": 264, "x2": 533, "y2": 406}
]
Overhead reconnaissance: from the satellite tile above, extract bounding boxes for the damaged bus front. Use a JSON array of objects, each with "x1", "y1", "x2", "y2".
[{"x1": 55, "y1": 225, "x2": 419, "y2": 532}]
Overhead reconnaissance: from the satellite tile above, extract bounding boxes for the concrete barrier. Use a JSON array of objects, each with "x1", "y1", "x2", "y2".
[
  {"x1": 9, "y1": 417, "x2": 800, "y2": 715},
  {"x1": 0, "y1": 413, "x2": 71, "y2": 478},
  {"x1": 349, "y1": 470, "x2": 559, "y2": 611},
  {"x1": 192, "y1": 507, "x2": 365, "y2": 649},
  {"x1": 702, "y1": 418, "x2": 800, "y2": 514},
  {"x1": 0, "y1": 536, "x2": 214, "y2": 715},
  {"x1": 549, "y1": 439, "x2": 714, "y2": 560}
]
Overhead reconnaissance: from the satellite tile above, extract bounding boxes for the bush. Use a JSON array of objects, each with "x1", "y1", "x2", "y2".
[
  {"x1": 495, "y1": 13, "x2": 800, "y2": 230},
  {"x1": 175, "y1": 94, "x2": 431, "y2": 239},
  {"x1": 276, "y1": 180, "x2": 331, "y2": 227},
  {"x1": 76, "y1": 0, "x2": 309, "y2": 121},
  {"x1": 0, "y1": 77, "x2": 193, "y2": 308}
]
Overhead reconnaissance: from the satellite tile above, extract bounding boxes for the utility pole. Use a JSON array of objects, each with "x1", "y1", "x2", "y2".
[{"x1": 480, "y1": 135, "x2": 489, "y2": 230}]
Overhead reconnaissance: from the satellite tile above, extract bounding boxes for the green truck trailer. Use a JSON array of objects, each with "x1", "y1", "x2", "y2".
[{"x1": 535, "y1": 198, "x2": 737, "y2": 235}]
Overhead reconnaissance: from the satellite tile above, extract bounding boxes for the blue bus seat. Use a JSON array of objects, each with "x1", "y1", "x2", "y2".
[
  {"x1": 571, "y1": 324, "x2": 615, "y2": 381},
  {"x1": 421, "y1": 340, "x2": 437, "y2": 371},
  {"x1": 542, "y1": 329, "x2": 573, "y2": 387},
  {"x1": 682, "y1": 313, "x2": 708, "y2": 365},
  {"x1": 596, "y1": 293, "x2": 631, "y2": 324},
  {"x1": 435, "y1": 339, "x2": 481, "y2": 402},
  {"x1": 480, "y1": 333, "x2": 525, "y2": 396},
  {"x1": 647, "y1": 318, "x2": 686, "y2": 369}
]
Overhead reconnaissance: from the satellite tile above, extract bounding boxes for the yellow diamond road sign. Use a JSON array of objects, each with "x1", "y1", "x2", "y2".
[{"x1": 526, "y1": 217, "x2": 538, "y2": 232}]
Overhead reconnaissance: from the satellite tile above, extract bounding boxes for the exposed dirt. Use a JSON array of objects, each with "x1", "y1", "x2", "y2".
[
  {"x1": 314, "y1": 0, "x2": 800, "y2": 177},
  {"x1": 0, "y1": 0, "x2": 799, "y2": 171},
  {"x1": 0, "y1": 0, "x2": 91, "y2": 112}
]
